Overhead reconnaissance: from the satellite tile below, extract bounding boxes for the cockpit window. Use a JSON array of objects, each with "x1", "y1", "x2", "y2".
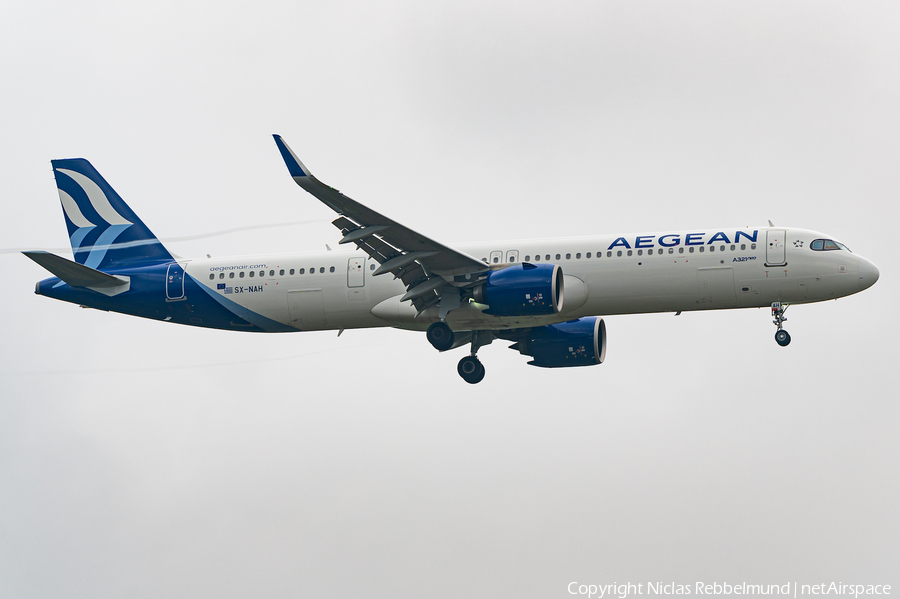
[{"x1": 811, "y1": 239, "x2": 850, "y2": 252}]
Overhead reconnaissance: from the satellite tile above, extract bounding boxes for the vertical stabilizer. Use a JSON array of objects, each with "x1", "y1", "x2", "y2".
[{"x1": 51, "y1": 158, "x2": 173, "y2": 269}]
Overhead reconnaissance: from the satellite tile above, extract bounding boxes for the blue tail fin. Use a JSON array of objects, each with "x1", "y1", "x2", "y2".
[{"x1": 51, "y1": 158, "x2": 173, "y2": 269}]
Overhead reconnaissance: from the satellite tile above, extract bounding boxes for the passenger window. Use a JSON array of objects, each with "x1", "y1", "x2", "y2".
[
  {"x1": 710, "y1": 246, "x2": 715, "y2": 252},
  {"x1": 730, "y1": 245, "x2": 735, "y2": 251},
  {"x1": 545, "y1": 254, "x2": 551, "y2": 261},
  {"x1": 637, "y1": 250, "x2": 643, "y2": 256},
  {"x1": 751, "y1": 243, "x2": 757, "y2": 250},
  {"x1": 208, "y1": 274, "x2": 214, "y2": 280},
  {"x1": 524, "y1": 255, "x2": 530, "y2": 261},
  {"x1": 280, "y1": 269, "x2": 285, "y2": 276},
  {"x1": 566, "y1": 253, "x2": 571, "y2": 259},
  {"x1": 229, "y1": 272, "x2": 235, "y2": 279},
  {"x1": 720, "y1": 245, "x2": 725, "y2": 252},
  {"x1": 678, "y1": 247, "x2": 684, "y2": 254},
  {"x1": 269, "y1": 270, "x2": 275, "y2": 277},
  {"x1": 330, "y1": 266, "x2": 335, "y2": 273},
  {"x1": 741, "y1": 244, "x2": 746, "y2": 250},
  {"x1": 576, "y1": 253, "x2": 581, "y2": 259},
  {"x1": 249, "y1": 271, "x2": 255, "y2": 277},
  {"x1": 370, "y1": 264, "x2": 375, "y2": 270},
  {"x1": 492, "y1": 256, "x2": 499, "y2": 263},
  {"x1": 300, "y1": 268, "x2": 305, "y2": 274},
  {"x1": 586, "y1": 252, "x2": 592, "y2": 258},
  {"x1": 699, "y1": 247, "x2": 705, "y2": 253},
  {"x1": 689, "y1": 247, "x2": 694, "y2": 253},
  {"x1": 617, "y1": 251, "x2": 622, "y2": 257},
  {"x1": 607, "y1": 251, "x2": 612, "y2": 257},
  {"x1": 259, "y1": 271, "x2": 264, "y2": 277},
  {"x1": 534, "y1": 255, "x2": 540, "y2": 261},
  {"x1": 290, "y1": 269, "x2": 295, "y2": 275},
  {"x1": 239, "y1": 271, "x2": 245, "y2": 278},
  {"x1": 556, "y1": 254, "x2": 561, "y2": 260},
  {"x1": 320, "y1": 267, "x2": 325, "y2": 273},
  {"x1": 668, "y1": 248, "x2": 674, "y2": 254},
  {"x1": 219, "y1": 273, "x2": 224, "y2": 279},
  {"x1": 627, "y1": 250, "x2": 633, "y2": 256}
]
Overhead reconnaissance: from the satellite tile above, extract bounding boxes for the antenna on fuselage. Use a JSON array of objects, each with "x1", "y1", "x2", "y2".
[{"x1": 768, "y1": 220, "x2": 775, "y2": 227}]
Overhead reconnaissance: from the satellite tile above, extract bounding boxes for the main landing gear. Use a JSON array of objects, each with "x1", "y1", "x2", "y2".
[
  {"x1": 427, "y1": 322, "x2": 491, "y2": 383},
  {"x1": 458, "y1": 355, "x2": 485, "y2": 384},
  {"x1": 457, "y1": 330, "x2": 492, "y2": 384},
  {"x1": 426, "y1": 321, "x2": 455, "y2": 351},
  {"x1": 772, "y1": 302, "x2": 791, "y2": 347}
]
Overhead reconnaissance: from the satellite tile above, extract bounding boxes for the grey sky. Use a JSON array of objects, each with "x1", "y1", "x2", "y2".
[{"x1": 1, "y1": 1, "x2": 898, "y2": 597}]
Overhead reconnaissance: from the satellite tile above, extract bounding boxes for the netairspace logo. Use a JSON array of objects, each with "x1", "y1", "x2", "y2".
[{"x1": 567, "y1": 582, "x2": 892, "y2": 599}]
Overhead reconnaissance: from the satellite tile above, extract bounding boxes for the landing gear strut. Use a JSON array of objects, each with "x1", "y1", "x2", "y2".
[
  {"x1": 772, "y1": 302, "x2": 791, "y2": 347},
  {"x1": 457, "y1": 330, "x2": 493, "y2": 384}
]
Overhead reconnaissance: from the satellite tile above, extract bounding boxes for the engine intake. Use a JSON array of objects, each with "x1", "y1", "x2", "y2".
[
  {"x1": 474, "y1": 263, "x2": 563, "y2": 316},
  {"x1": 515, "y1": 317, "x2": 607, "y2": 368}
]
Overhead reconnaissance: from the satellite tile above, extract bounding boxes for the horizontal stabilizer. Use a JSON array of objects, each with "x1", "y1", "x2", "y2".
[{"x1": 23, "y1": 251, "x2": 128, "y2": 288}]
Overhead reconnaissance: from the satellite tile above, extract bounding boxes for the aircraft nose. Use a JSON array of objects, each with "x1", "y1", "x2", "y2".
[{"x1": 858, "y1": 257, "x2": 879, "y2": 291}]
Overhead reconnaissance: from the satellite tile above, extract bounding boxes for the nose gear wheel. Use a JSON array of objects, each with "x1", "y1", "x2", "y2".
[{"x1": 771, "y1": 302, "x2": 791, "y2": 347}]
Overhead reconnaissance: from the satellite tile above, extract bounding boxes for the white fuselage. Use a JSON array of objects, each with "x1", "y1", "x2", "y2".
[{"x1": 183, "y1": 227, "x2": 877, "y2": 333}]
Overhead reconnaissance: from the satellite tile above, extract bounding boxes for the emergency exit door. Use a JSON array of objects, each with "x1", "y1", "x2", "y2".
[{"x1": 348, "y1": 257, "x2": 365, "y2": 288}]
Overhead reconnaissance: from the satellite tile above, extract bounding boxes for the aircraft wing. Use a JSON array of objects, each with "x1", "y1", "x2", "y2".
[{"x1": 273, "y1": 135, "x2": 489, "y2": 313}]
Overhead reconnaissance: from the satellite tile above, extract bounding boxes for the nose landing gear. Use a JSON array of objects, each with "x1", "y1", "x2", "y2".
[{"x1": 772, "y1": 302, "x2": 791, "y2": 347}]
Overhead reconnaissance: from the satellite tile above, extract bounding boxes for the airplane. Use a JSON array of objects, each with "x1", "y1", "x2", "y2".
[{"x1": 25, "y1": 135, "x2": 880, "y2": 383}]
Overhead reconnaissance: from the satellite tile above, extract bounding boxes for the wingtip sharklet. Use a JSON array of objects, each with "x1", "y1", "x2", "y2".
[{"x1": 272, "y1": 134, "x2": 311, "y2": 178}]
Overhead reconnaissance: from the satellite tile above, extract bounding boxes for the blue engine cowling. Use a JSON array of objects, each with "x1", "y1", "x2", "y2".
[
  {"x1": 518, "y1": 317, "x2": 607, "y2": 368},
  {"x1": 475, "y1": 263, "x2": 563, "y2": 316}
]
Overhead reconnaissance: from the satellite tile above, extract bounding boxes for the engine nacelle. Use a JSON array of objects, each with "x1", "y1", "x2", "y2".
[
  {"x1": 518, "y1": 317, "x2": 607, "y2": 368},
  {"x1": 474, "y1": 263, "x2": 563, "y2": 316}
]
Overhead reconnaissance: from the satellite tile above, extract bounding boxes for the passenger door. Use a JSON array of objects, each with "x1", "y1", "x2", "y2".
[
  {"x1": 766, "y1": 230, "x2": 786, "y2": 266},
  {"x1": 166, "y1": 262, "x2": 187, "y2": 300}
]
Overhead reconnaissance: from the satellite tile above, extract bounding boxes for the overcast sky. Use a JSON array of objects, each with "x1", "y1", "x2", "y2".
[{"x1": 1, "y1": 1, "x2": 898, "y2": 597}]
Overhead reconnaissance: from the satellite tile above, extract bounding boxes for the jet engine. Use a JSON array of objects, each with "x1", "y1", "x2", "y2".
[
  {"x1": 512, "y1": 316, "x2": 607, "y2": 368},
  {"x1": 473, "y1": 263, "x2": 563, "y2": 316}
]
